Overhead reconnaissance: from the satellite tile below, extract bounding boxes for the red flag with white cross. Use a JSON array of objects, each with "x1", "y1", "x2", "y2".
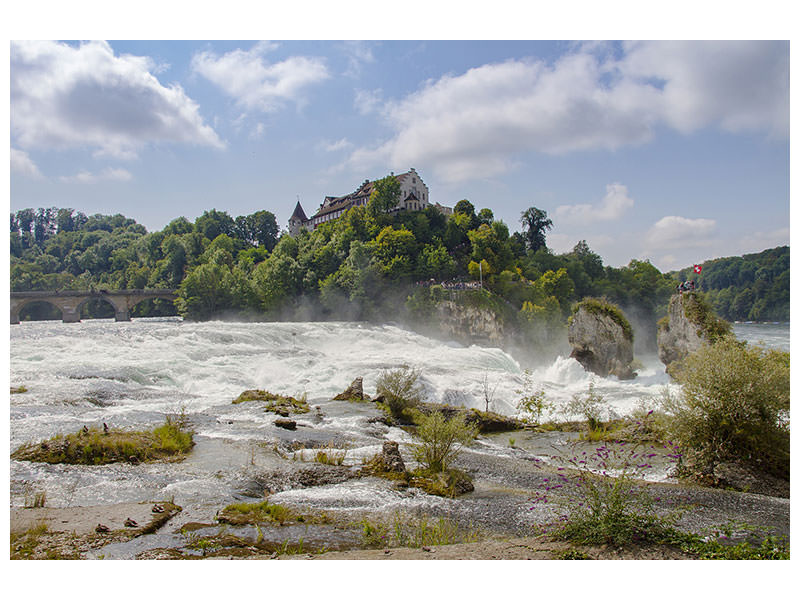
[{"x1": 693, "y1": 264, "x2": 702, "y2": 274}]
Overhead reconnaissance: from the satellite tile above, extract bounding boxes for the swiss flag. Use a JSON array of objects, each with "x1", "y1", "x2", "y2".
[{"x1": 693, "y1": 264, "x2": 702, "y2": 274}]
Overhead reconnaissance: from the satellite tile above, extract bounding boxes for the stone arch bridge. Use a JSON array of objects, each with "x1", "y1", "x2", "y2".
[{"x1": 10, "y1": 289, "x2": 178, "y2": 324}]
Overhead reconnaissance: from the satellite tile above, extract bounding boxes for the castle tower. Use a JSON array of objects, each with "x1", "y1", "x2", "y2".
[{"x1": 288, "y1": 201, "x2": 308, "y2": 237}]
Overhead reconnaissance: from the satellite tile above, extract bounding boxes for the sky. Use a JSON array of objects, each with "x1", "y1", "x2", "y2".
[{"x1": 6, "y1": 14, "x2": 792, "y2": 273}]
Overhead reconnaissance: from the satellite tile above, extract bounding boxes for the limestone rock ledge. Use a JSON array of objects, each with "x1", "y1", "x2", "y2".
[
  {"x1": 657, "y1": 293, "x2": 731, "y2": 375},
  {"x1": 567, "y1": 300, "x2": 635, "y2": 380}
]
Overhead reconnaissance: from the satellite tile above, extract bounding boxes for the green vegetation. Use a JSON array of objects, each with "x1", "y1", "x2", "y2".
[
  {"x1": 359, "y1": 512, "x2": 482, "y2": 548},
  {"x1": 515, "y1": 370, "x2": 553, "y2": 425},
  {"x1": 217, "y1": 500, "x2": 297, "y2": 525},
  {"x1": 375, "y1": 366, "x2": 423, "y2": 420},
  {"x1": 541, "y1": 441, "x2": 672, "y2": 547},
  {"x1": 217, "y1": 500, "x2": 331, "y2": 527},
  {"x1": 680, "y1": 292, "x2": 732, "y2": 342},
  {"x1": 11, "y1": 385, "x2": 28, "y2": 394},
  {"x1": 564, "y1": 382, "x2": 607, "y2": 432},
  {"x1": 665, "y1": 337, "x2": 790, "y2": 479},
  {"x1": 233, "y1": 390, "x2": 310, "y2": 414},
  {"x1": 10, "y1": 524, "x2": 51, "y2": 560},
  {"x1": 412, "y1": 410, "x2": 477, "y2": 473},
  {"x1": 11, "y1": 418, "x2": 194, "y2": 465},
  {"x1": 673, "y1": 246, "x2": 789, "y2": 322},
  {"x1": 11, "y1": 200, "x2": 695, "y2": 345},
  {"x1": 571, "y1": 297, "x2": 633, "y2": 342}
]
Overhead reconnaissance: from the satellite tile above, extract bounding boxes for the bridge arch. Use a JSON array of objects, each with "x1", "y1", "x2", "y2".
[
  {"x1": 14, "y1": 299, "x2": 64, "y2": 322},
  {"x1": 10, "y1": 289, "x2": 179, "y2": 324},
  {"x1": 75, "y1": 295, "x2": 125, "y2": 320}
]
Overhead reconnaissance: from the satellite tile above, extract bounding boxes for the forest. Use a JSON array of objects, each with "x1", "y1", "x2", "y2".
[
  {"x1": 10, "y1": 176, "x2": 789, "y2": 332},
  {"x1": 672, "y1": 246, "x2": 789, "y2": 322}
]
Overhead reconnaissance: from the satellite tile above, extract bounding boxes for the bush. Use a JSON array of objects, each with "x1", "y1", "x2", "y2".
[
  {"x1": 515, "y1": 369, "x2": 552, "y2": 425},
  {"x1": 564, "y1": 382, "x2": 607, "y2": 431},
  {"x1": 412, "y1": 410, "x2": 477, "y2": 473},
  {"x1": 535, "y1": 441, "x2": 678, "y2": 546},
  {"x1": 680, "y1": 292, "x2": 732, "y2": 343},
  {"x1": 666, "y1": 337, "x2": 789, "y2": 478},
  {"x1": 376, "y1": 366, "x2": 424, "y2": 419}
]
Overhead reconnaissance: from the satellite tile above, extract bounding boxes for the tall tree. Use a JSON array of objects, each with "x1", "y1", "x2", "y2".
[
  {"x1": 520, "y1": 207, "x2": 553, "y2": 253},
  {"x1": 367, "y1": 175, "x2": 401, "y2": 216}
]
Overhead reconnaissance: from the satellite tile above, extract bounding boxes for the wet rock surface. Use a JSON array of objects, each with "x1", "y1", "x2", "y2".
[{"x1": 568, "y1": 304, "x2": 635, "y2": 379}]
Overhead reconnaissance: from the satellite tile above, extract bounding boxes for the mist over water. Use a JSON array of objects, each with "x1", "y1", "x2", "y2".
[{"x1": 9, "y1": 318, "x2": 788, "y2": 512}]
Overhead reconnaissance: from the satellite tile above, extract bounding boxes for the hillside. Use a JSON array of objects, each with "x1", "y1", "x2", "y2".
[{"x1": 672, "y1": 246, "x2": 789, "y2": 322}]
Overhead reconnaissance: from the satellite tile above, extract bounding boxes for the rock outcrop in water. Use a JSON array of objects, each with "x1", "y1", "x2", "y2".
[
  {"x1": 657, "y1": 292, "x2": 732, "y2": 375},
  {"x1": 332, "y1": 377, "x2": 370, "y2": 402},
  {"x1": 434, "y1": 300, "x2": 508, "y2": 345},
  {"x1": 567, "y1": 299, "x2": 635, "y2": 380}
]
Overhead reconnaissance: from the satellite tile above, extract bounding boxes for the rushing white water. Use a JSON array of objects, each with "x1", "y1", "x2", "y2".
[{"x1": 9, "y1": 318, "x2": 788, "y2": 513}]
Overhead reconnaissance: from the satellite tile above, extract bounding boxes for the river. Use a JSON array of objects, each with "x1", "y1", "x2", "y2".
[{"x1": 8, "y1": 318, "x2": 789, "y2": 552}]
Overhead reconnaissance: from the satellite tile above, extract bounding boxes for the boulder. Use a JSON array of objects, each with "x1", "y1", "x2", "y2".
[
  {"x1": 332, "y1": 377, "x2": 370, "y2": 402},
  {"x1": 273, "y1": 418, "x2": 297, "y2": 431},
  {"x1": 567, "y1": 300, "x2": 635, "y2": 380},
  {"x1": 657, "y1": 293, "x2": 731, "y2": 375},
  {"x1": 380, "y1": 441, "x2": 406, "y2": 473}
]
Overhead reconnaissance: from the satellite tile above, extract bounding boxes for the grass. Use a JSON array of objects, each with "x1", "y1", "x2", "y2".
[
  {"x1": 10, "y1": 523, "x2": 49, "y2": 559},
  {"x1": 233, "y1": 389, "x2": 310, "y2": 415},
  {"x1": 11, "y1": 417, "x2": 194, "y2": 465},
  {"x1": 359, "y1": 512, "x2": 482, "y2": 549},
  {"x1": 217, "y1": 500, "x2": 331, "y2": 526},
  {"x1": 11, "y1": 385, "x2": 28, "y2": 394}
]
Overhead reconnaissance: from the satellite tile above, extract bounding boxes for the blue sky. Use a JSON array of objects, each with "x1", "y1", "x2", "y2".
[{"x1": 9, "y1": 35, "x2": 790, "y2": 271}]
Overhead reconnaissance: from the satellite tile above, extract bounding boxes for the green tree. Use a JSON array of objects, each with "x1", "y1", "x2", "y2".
[
  {"x1": 177, "y1": 262, "x2": 233, "y2": 319},
  {"x1": 367, "y1": 175, "x2": 401, "y2": 217},
  {"x1": 195, "y1": 209, "x2": 236, "y2": 241},
  {"x1": 520, "y1": 207, "x2": 553, "y2": 252}
]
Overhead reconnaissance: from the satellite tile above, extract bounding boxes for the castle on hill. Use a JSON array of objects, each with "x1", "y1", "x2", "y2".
[{"x1": 288, "y1": 168, "x2": 451, "y2": 236}]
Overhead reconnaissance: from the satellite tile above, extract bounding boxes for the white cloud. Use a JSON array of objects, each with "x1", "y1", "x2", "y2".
[
  {"x1": 11, "y1": 40, "x2": 223, "y2": 158},
  {"x1": 319, "y1": 138, "x2": 352, "y2": 152},
  {"x1": 191, "y1": 43, "x2": 329, "y2": 112},
  {"x1": 647, "y1": 216, "x2": 717, "y2": 248},
  {"x1": 249, "y1": 123, "x2": 267, "y2": 140},
  {"x1": 10, "y1": 148, "x2": 42, "y2": 178},
  {"x1": 59, "y1": 167, "x2": 133, "y2": 184},
  {"x1": 620, "y1": 41, "x2": 789, "y2": 138},
  {"x1": 341, "y1": 41, "x2": 376, "y2": 78},
  {"x1": 344, "y1": 41, "x2": 788, "y2": 183},
  {"x1": 555, "y1": 183, "x2": 634, "y2": 223},
  {"x1": 354, "y1": 88, "x2": 383, "y2": 115}
]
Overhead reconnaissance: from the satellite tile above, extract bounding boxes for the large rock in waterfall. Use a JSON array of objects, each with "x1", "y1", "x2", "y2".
[
  {"x1": 567, "y1": 298, "x2": 636, "y2": 380},
  {"x1": 657, "y1": 292, "x2": 732, "y2": 375},
  {"x1": 332, "y1": 377, "x2": 370, "y2": 402},
  {"x1": 434, "y1": 300, "x2": 508, "y2": 345}
]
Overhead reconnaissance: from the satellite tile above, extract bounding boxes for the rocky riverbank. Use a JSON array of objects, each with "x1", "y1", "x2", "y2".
[{"x1": 11, "y1": 423, "x2": 789, "y2": 560}]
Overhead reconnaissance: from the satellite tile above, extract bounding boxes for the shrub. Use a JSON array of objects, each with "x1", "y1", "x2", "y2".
[
  {"x1": 376, "y1": 366, "x2": 424, "y2": 419},
  {"x1": 665, "y1": 337, "x2": 790, "y2": 478},
  {"x1": 535, "y1": 441, "x2": 679, "y2": 546},
  {"x1": 412, "y1": 410, "x2": 477, "y2": 473},
  {"x1": 680, "y1": 292, "x2": 732, "y2": 343},
  {"x1": 515, "y1": 369, "x2": 552, "y2": 425},
  {"x1": 564, "y1": 382, "x2": 607, "y2": 431}
]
